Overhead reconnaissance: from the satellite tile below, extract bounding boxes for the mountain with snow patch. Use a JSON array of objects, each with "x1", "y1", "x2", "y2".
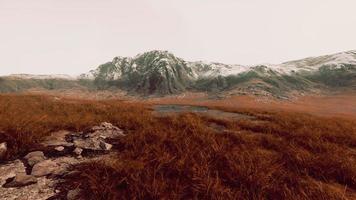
[
  {"x1": 1, "y1": 50, "x2": 355, "y2": 97},
  {"x1": 79, "y1": 50, "x2": 356, "y2": 96}
]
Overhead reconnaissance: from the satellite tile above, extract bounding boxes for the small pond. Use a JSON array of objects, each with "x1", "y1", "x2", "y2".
[{"x1": 153, "y1": 104, "x2": 254, "y2": 120}]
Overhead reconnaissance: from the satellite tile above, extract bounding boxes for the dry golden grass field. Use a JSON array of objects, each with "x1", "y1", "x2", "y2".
[{"x1": 0, "y1": 94, "x2": 356, "y2": 200}]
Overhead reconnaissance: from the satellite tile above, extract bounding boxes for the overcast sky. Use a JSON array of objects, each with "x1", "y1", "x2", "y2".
[{"x1": 0, "y1": 0, "x2": 356, "y2": 75}]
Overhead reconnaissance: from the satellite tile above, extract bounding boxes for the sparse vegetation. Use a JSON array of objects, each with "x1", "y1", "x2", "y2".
[{"x1": 0, "y1": 94, "x2": 356, "y2": 199}]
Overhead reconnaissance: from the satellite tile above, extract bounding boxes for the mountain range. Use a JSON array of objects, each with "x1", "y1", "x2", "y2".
[{"x1": 1, "y1": 50, "x2": 356, "y2": 97}]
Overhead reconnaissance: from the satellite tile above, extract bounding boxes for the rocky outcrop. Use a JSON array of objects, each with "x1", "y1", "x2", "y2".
[
  {"x1": 70, "y1": 122, "x2": 125, "y2": 152},
  {"x1": 0, "y1": 122, "x2": 124, "y2": 200}
]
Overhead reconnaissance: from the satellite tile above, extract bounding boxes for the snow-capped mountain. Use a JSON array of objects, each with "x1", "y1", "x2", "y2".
[
  {"x1": 1, "y1": 50, "x2": 355, "y2": 96},
  {"x1": 80, "y1": 50, "x2": 356, "y2": 96},
  {"x1": 80, "y1": 51, "x2": 196, "y2": 94}
]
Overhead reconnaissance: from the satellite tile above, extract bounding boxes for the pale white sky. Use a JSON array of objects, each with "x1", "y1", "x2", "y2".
[{"x1": 0, "y1": 0, "x2": 356, "y2": 75}]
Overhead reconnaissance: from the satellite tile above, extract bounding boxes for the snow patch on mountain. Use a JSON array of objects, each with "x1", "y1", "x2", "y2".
[
  {"x1": 82, "y1": 49, "x2": 356, "y2": 82},
  {"x1": 278, "y1": 50, "x2": 356, "y2": 73}
]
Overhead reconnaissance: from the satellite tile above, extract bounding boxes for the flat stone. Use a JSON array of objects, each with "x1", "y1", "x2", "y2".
[
  {"x1": 41, "y1": 130, "x2": 73, "y2": 147},
  {"x1": 73, "y1": 138, "x2": 101, "y2": 151},
  {"x1": 24, "y1": 151, "x2": 46, "y2": 167},
  {"x1": 4, "y1": 173, "x2": 37, "y2": 188},
  {"x1": 54, "y1": 146, "x2": 65, "y2": 152},
  {"x1": 51, "y1": 157, "x2": 79, "y2": 176},
  {"x1": 31, "y1": 160, "x2": 58, "y2": 177},
  {"x1": 25, "y1": 151, "x2": 44, "y2": 158},
  {"x1": 0, "y1": 176, "x2": 56, "y2": 200}
]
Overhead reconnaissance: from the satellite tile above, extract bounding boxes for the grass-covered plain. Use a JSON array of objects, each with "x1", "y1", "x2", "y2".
[{"x1": 0, "y1": 94, "x2": 355, "y2": 199}]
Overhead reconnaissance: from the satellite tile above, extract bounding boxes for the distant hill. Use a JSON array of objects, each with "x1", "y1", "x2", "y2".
[
  {"x1": 0, "y1": 76, "x2": 93, "y2": 93},
  {"x1": 1, "y1": 50, "x2": 355, "y2": 97}
]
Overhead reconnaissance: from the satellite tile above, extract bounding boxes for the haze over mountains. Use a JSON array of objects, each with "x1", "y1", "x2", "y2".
[{"x1": 1, "y1": 50, "x2": 356, "y2": 97}]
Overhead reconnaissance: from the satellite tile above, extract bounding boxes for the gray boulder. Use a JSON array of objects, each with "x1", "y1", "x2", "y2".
[{"x1": 24, "y1": 151, "x2": 46, "y2": 167}]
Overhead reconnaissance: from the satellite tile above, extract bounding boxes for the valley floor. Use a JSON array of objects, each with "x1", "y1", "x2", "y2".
[
  {"x1": 0, "y1": 93, "x2": 355, "y2": 199},
  {"x1": 147, "y1": 92, "x2": 356, "y2": 119}
]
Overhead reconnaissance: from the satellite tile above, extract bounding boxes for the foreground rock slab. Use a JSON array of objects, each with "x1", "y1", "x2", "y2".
[
  {"x1": 31, "y1": 160, "x2": 58, "y2": 177},
  {"x1": 0, "y1": 160, "x2": 55, "y2": 200},
  {"x1": 0, "y1": 177, "x2": 56, "y2": 200},
  {"x1": 0, "y1": 160, "x2": 26, "y2": 186},
  {"x1": 0, "y1": 122, "x2": 125, "y2": 200},
  {"x1": 4, "y1": 173, "x2": 37, "y2": 188}
]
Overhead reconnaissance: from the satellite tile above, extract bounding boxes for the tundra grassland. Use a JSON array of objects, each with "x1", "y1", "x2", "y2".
[{"x1": 0, "y1": 94, "x2": 355, "y2": 200}]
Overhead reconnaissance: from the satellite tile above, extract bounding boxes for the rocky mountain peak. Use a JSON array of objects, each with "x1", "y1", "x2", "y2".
[{"x1": 77, "y1": 50, "x2": 356, "y2": 96}]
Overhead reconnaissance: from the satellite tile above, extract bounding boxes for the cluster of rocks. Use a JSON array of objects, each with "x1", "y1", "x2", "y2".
[
  {"x1": 0, "y1": 122, "x2": 125, "y2": 200},
  {"x1": 42, "y1": 122, "x2": 125, "y2": 157}
]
